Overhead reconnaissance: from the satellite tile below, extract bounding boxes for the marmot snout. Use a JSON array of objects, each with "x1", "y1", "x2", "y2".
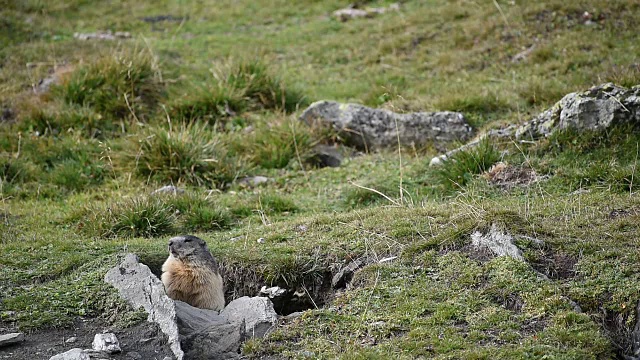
[{"x1": 161, "y1": 235, "x2": 225, "y2": 310}]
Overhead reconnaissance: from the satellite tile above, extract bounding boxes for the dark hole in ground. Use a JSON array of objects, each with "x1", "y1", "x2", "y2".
[
  {"x1": 598, "y1": 305, "x2": 638, "y2": 359},
  {"x1": 528, "y1": 250, "x2": 578, "y2": 280},
  {"x1": 139, "y1": 255, "x2": 334, "y2": 316}
]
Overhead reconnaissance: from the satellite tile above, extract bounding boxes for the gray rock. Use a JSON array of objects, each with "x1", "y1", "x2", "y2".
[
  {"x1": 0, "y1": 332, "x2": 24, "y2": 348},
  {"x1": 308, "y1": 144, "x2": 343, "y2": 168},
  {"x1": 49, "y1": 348, "x2": 90, "y2": 360},
  {"x1": 300, "y1": 101, "x2": 473, "y2": 151},
  {"x1": 74, "y1": 30, "x2": 131, "y2": 41},
  {"x1": 238, "y1": 176, "x2": 270, "y2": 188},
  {"x1": 632, "y1": 300, "x2": 640, "y2": 358},
  {"x1": 92, "y1": 333, "x2": 121, "y2": 354},
  {"x1": 221, "y1": 297, "x2": 278, "y2": 338},
  {"x1": 471, "y1": 224, "x2": 524, "y2": 261},
  {"x1": 174, "y1": 300, "x2": 245, "y2": 359},
  {"x1": 181, "y1": 321, "x2": 244, "y2": 360},
  {"x1": 151, "y1": 185, "x2": 185, "y2": 196},
  {"x1": 516, "y1": 83, "x2": 640, "y2": 140},
  {"x1": 429, "y1": 126, "x2": 514, "y2": 166},
  {"x1": 66, "y1": 336, "x2": 77, "y2": 344},
  {"x1": 104, "y1": 254, "x2": 184, "y2": 360},
  {"x1": 332, "y1": 258, "x2": 365, "y2": 288},
  {"x1": 431, "y1": 83, "x2": 640, "y2": 167}
]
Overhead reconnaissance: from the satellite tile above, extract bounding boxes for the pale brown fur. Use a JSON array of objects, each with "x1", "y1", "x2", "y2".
[{"x1": 161, "y1": 235, "x2": 225, "y2": 310}]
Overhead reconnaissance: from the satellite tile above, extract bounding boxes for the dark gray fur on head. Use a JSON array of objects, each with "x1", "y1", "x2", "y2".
[{"x1": 168, "y1": 235, "x2": 220, "y2": 271}]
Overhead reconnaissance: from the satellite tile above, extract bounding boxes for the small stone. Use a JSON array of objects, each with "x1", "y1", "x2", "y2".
[
  {"x1": 471, "y1": 224, "x2": 524, "y2": 261},
  {"x1": 0, "y1": 332, "x2": 24, "y2": 348},
  {"x1": 257, "y1": 238, "x2": 265, "y2": 243},
  {"x1": 260, "y1": 286, "x2": 287, "y2": 298},
  {"x1": 65, "y1": 336, "x2": 77, "y2": 344},
  {"x1": 378, "y1": 256, "x2": 397, "y2": 263},
  {"x1": 49, "y1": 348, "x2": 90, "y2": 360},
  {"x1": 332, "y1": 259, "x2": 365, "y2": 288},
  {"x1": 238, "y1": 176, "x2": 269, "y2": 188},
  {"x1": 92, "y1": 333, "x2": 121, "y2": 354},
  {"x1": 151, "y1": 185, "x2": 185, "y2": 196}
]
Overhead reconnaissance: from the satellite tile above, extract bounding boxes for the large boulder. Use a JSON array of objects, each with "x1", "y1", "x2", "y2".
[
  {"x1": 174, "y1": 300, "x2": 245, "y2": 359},
  {"x1": 516, "y1": 83, "x2": 640, "y2": 139},
  {"x1": 300, "y1": 101, "x2": 473, "y2": 151},
  {"x1": 104, "y1": 254, "x2": 184, "y2": 360}
]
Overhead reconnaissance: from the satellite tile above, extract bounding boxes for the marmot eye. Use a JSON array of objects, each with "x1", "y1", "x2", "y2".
[{"x1": 184, "y1": 238, "x2": 192, "y2": 243}]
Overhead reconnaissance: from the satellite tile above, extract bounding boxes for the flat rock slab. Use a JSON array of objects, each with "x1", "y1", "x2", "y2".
[
  {"x1": 104, "y1": 254, "x2": 183, "y2": 360},
  {"x1": 0, "y1": 333, "x2": 24, "y2": 347},
  {"x1": 300, "y1": 101, "x2": 473, "y2": 151},
  {"x1": 221, "y1": 297, "x2": 278, "y2": 338},
  {"x1": 49, "y1": 348, "x2": 90, "y2": 360}
]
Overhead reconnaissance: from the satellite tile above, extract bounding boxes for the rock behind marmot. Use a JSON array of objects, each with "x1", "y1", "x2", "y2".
[{"x1": 161, "y1": 235, "x2": 225, "y2": 310}]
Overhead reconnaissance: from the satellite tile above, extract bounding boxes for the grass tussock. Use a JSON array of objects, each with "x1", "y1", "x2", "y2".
[
  {"x1": 18, "y1": 102, "x2": 113, "y2": 138},
  {"x1": 170, "y1": 59, "x2": 307, "y2": 124},
  {"x1": 56, "y1": 50, "x2": 164, "y2": 121},
  {"x1": 258, "y1": 192, "x2": 298, "y2": 214},
  {"x1": 233, "y1": 117, "x2": 315, "y2": 169},
  {"x1": 76, "y1": 191, "x2": 238, "y2": 238},
  {"x1": 435, "y1": 139, "x2": 501, "y2": 191},
  {"x1": 80, "y1": 196, "x2": 177, "y2": 238},
  {"x1": 131, "y1": 123, "x2": 246, "y2": 188}
]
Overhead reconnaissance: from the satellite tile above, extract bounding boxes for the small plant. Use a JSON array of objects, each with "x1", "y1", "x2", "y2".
[
  {"x1": 435, "y1": 138, "x2": 501, "y2": 191},
  {"x1": 132, "y1": 123, "x2": 245, "y2": 187},
  {"x1": 81, "y1": 197, "x2": 177, "y2": 238},
  {"x1": 56, "y1": 51, "x2": 164, "y2": 120},
  {"x1": 0, "y1": 156, "x2": 36, "y2": 185}
]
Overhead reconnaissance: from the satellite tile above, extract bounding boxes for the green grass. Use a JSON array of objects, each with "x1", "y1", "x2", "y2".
[
  {"x1": 131, "y1": 122, "x2": 246, "y2": 187},
  {"x1": 435, "y1": 138, "x2": 502, "y2": 191},
  {"x1": 1, "y1": 0, "x2": 640, "y2": 358}
]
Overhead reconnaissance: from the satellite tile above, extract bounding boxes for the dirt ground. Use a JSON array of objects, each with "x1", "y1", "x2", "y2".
[{"x1": 0, "y1": 318, "x2": 173, "y2": 360}]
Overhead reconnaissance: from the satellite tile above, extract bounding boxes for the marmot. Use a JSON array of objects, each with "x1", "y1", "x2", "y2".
[{"x1": 161, "y1": 235, "x2": 225, "y2": 311}]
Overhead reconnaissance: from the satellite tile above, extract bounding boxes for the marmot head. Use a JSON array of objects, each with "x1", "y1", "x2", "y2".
[{"x1": 168, "y1": 235, "x2": 213, "y2": 262}]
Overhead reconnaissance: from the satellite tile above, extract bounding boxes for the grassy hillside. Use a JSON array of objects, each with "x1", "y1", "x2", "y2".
[{"x1": 1, "y1": 0, "x2": 640, "y2": 358}]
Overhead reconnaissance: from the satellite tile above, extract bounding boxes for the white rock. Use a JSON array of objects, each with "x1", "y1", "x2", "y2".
[
  {"x1": 471, "y1": 223, "x2": 524, "y2": 261},
  {"x1": 0, "y1": 332, "x2": 24, "y2": 347},
  {"x1": 92, "y1": 333, "x2": 121, "y2": 354}
]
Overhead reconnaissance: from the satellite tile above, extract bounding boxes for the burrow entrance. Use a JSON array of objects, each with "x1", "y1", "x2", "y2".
[{"x1": 140, "y1": 254, "x2": 335, "y2": 316}]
